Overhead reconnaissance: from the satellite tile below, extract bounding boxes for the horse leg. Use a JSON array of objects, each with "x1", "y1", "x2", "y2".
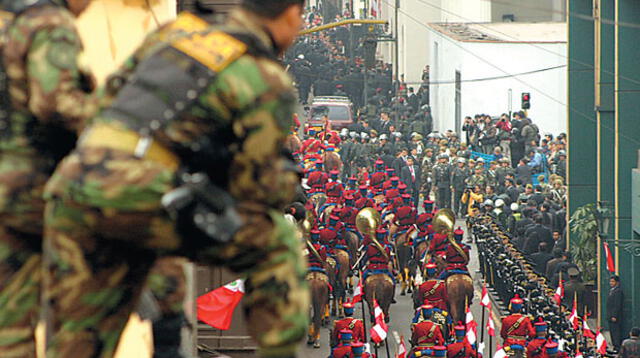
[
  {"x1": 307, "y1": 323, "x2": 314, "y2": 345},
  {"x1": 313, "y1": 327, "x2": 321, "y2": 349}
]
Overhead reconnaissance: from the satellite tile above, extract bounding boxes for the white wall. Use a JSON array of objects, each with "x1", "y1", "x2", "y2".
[
  {"x1": 430, "y1": 33, "x2": 567, "y2": 136},
  {"x1": 440, "y1": 0, "x2": 491, "y2": 23}
]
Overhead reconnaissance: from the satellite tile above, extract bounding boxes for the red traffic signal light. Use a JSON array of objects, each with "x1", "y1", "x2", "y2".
[{"x1": 521, "y1": 92, "x2": 531, "y2": 109}]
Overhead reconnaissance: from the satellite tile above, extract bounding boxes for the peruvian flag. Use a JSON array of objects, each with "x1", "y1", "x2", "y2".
[
  {"x1": 582, "y1": 315, "x2": 595, "y2": 339},
  {"x1": 464, "y1": 306, "x2": 478, "y2": 346},
  {"x1": 397, "y1": 335, "x2": 407, "y2": 358},
  {"x1": 370, "y1": 299, "x2": 388, "y2": 343},
  {"x1": 371, "y1": 0, "x2": 380, "y2": 17},
  {"x1": 481, "y1": 284, "x2": 491, "y2": 308},
  {"x1": 568, "y1": 299, "x2": 579, "y2": 330},
  {"x1": 486, "y1": 309, "x2": 496, "y2": 337},
  {"x1": 353, "y1": 279, "x2": 364, "y2": 303},
  {"x1": 493, "y1": 347, "x2": 507, "y2": 358},
  {"x1": 603, "y1": 241, "x2": 616, "y2": 273},
  {"x1": 596, "y1": 329, "x2": 607, "y2": 354},
  {"x1": 553, "y1": 278, "x2": 564, "y2": 306},
  {"x1": 197, "y1": 279, "x2": 245, "y2": 330}
]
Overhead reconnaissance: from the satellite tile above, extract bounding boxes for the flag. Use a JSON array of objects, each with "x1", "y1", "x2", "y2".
[
  {"x1": 603, "y1": 241, "x2": 616, "y2": 273},
  {"x1": 486, "y1": 309, "x2": 495, "y2": 337},
  {"x1": 371, "y1": 0, "x2": 380, "y2": 17},
  {"x1": 493, "y1": 347, "x2": 507, "y2": 358},
  {"x1": 553, "y1": 278, "x2": 564, "y2": 305},
  {"x1": 596, "y1": 329, "x2": 607, "y2": 354},
  {"x1": 353, "y1": 279, "x2": 364, "y2": 303},
  {"x1": 197, "y1": 279, "x2": 245, "y2": 330},
  {"x1": 464, "y1": 306, "x2": 478, "y2": 346},
  {"x1": 397, "y1": 335, "x2": 407, "y2": 358},
  {"x1": 370, "y1": 299, "x2": 388, "y2": 343},
  {"x1": 568, "y1": 299, "x2": 579, "y2": 330},
  {"x1": 481, "y1": 284, "x2": 491, "y2": 308},
  {"x1": 582, "y1": 315, "x2": 595, "y2": 339}
]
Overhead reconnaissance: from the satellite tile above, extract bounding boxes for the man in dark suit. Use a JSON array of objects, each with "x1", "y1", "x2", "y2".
[
  {"x1": 523, "y1": 215, "x2": 553, "y2": 255},
  {"x1": 545, "y1": 248, "x2": 564, "y2": 280},
  {"x1": 528, "y1": 242, "x2": 553, "y2": 276},
  {"x1": 607, "y1": 275, "x2": 624, "y2": 351},
  {"x1": 401, "y1": 157, "x2": 421, "y2": 204}
]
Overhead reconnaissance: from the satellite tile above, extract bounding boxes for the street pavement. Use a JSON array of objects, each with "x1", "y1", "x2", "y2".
[{"x1": 300, "y1": 220, "x2": 503, "y2": 358}]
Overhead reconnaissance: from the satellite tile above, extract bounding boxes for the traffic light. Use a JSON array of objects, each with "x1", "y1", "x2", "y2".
[{"x1": 521, "y1": 92, "x2": 531, "y2": 109}]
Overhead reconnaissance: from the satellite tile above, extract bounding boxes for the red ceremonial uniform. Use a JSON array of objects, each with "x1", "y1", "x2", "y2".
[
  {"x1": 445, "y1": 243, "x2": 470, "y2": 271},
  {"x1": 430, "y1": 233, "x2": 448, "y2": 255},
  {"x1": 332, "y1": 318, "x2": 365, "y2": 345},
  {"x1": 301, "y1": 138, "x2": 321, "y2": 153},
  {"x1": 331, "y1": 344, "x2": 353, "y2": 358},
  {"x1": 500, "y1": 314, "x2": 535, "y2": 346},
  {"x1": 447, "y1": 341, "x2": 478, "y2": 358},
  {"x1": 370, "y1": 172, "x2": 386, "y2": 189},
  {"x1": 395, "y1": 205, "x2": 416, "y2": 227},
  {"x1": 411, "y1": 320, "x2": 445, "y2": 347},
  {"x1": 308, "y1": 170, "x2": 329, "y2": 191},
  {"x1": 339, "y1": 206, "x2": 358, "y2": 229},
  {"x1": 526, "y1": 338, "x2": 548, "y2": 358},
  {"x1": 308, "y1": 243, "x2": 327, "y2": 269},
  {"x1": 355, "y1": 197, "x2": 374, "y2": 210},
  {"x1": 365, "y1": 243, "x2": 391, "y2": 271},
  {"x1": 417, "y1": 279, "x2": 448, "y2": 311},
  {"x1": 326, "y1": 182, "x2": 345, "y2": 203}
]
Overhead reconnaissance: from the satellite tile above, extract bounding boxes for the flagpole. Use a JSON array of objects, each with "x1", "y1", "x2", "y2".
[
  {"x1": 480, "y1": 299, "x2": 486, "y2": 346},
  {"x1": 385, "y1": 337, "x2": 391, "y2": 358},
  {"x1": 360, "y1": 274, "x2": 368, "y2": 342}
]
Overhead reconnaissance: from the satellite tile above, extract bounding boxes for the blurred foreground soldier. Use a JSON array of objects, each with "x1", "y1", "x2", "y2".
[
  {"x1": 0, "y1": 0, "x2": 97, "y2": 355},
  {"x1": 42, "y1": 0, "x2": 309, "y2": 357}
]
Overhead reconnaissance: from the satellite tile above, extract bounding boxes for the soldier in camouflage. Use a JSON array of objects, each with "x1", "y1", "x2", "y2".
[
  {"x1": 42, "y1": 1, "x2": 309, "y2": 358},
  {"x1": 432, "y1": 153, "x2": 452, "y2": 209},
  {"x1": 451, "y1": 157, "x2": 468, "y2": 217},
  {"x1": 0, "y1": 0, "x2": 97, "y2": 356}
]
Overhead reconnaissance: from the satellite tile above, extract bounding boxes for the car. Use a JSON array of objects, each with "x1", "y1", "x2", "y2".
[{"x1": 305, "y1": 96, "x2": 354, "y2": 133}]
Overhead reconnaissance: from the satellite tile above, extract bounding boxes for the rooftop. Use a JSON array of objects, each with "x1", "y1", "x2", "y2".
[{"x1": 429, "y1": 22, "x2": 567, "y2": 43}]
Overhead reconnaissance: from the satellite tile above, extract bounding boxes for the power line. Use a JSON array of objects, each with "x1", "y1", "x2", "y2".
[
  {"x1": 377, "y1": 0, "x2": 640, "y2": 146},
  {"x1": 414, "y1": 0, "x2": 640, "y2": 87},
  {"x1": 405, "y1": 64, "x2": 566, "y2": 86}
]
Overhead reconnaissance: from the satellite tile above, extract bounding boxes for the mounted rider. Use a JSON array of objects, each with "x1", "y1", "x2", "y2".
[
  {"x1": 307, "y1": 229, "x2": 327, "y2": 274},
  {"x1": 440, "y1": 227, "x2": 471, "y2": 280},
  {"x1": 362, "y1": 228, "x2": 395, "y2": 283},
  {"x1": 415, "y1": 263, "x2": 448, "y2": 311},
  {"x1": 500, "y1": 294, "x2": 535, "y2": 347},
  {"x1": 411, "y1": 305, "x2": 446, "y2": 348},
  {"x1": 447, "y1": 325, "x2": 479, "y2": 358},
  {"x1": 331, "y1": 301, "x2": 365, "y2": 347},
  {"x1": 414, "y1": 213, "x2": 434, "y2": 250}
]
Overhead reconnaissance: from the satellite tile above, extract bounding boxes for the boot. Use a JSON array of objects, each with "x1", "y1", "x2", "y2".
[{"x1": 152, "y1": 313, "x2": 195, "y2": 358}]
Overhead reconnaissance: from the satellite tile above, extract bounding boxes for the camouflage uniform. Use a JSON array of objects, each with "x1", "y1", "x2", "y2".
[
  {"x1": 0, "y1": 3, "x2": 98, "y2": 357},
  {"x1": 43, "y1": 9, "x2": 308, "y2": 358}
]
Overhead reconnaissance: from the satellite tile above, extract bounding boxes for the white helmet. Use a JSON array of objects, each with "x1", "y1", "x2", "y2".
[
  {"x1": 483, "y1": 199, "x2": 494, "y2": 207},
  {"x1": 349, "y1": 131, "x2": 358, "y2": 139},
  {"x1": 495, "y1": 199, "x2": 505, "y2": 208},
  {"x1": 340, "y1": 128, "x2": 349, "y2": 136},
  {"x1": 510, "y1": 203, "x2": 519, "y2": 211},
  {"x1": 297, "y1": 54, "x2": 305, "y2": 60},
  {"x1": 379, "y1": 134, "x2": 388, "y2": 140}
]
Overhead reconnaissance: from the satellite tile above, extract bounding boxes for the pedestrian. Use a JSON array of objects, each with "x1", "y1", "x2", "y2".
[
  {"x1": 42, "y1": 1, "x2": 310, "y2": 357},
  {"x1": 608, "y1": 275, "x2": 624, "y2": 351},
  {"x1": 619, "y1": 327, "x2": 640, "y2": 358}
]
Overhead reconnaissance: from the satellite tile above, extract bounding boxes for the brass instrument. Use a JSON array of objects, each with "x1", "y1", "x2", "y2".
[
  {"x1": 356, "y1": 207, "x2": 389, "y2": 260},
  {"x1": 433, "y1": 208, "x2": 469, "y2": 263}
]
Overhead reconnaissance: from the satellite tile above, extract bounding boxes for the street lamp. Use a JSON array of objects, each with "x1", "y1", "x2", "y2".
[{"x1": 596, "y1": 201, "x2": 611, "y2": 239}]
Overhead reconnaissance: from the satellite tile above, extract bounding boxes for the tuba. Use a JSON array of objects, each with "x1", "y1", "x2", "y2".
[
  {"x1": 356, "y1": 207, "x2": 389, "y2": 260},
  {"x1": 432, "y1": 208, "x2": 469, "y2": 263}
]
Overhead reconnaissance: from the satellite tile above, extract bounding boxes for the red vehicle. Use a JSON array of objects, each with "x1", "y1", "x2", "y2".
[{"x1": 305, "y1": 96, "x2": 354, "y2": 133}]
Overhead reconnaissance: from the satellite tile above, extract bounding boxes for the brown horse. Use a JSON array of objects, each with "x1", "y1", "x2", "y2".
[
  {"x1": 331, "y1": 249, "x2": 350, "y2": 318},
  {"x1": 323, "y1": 151, "x2": 342, "y2": 173},
  {"x1": 446, "y1": 274, "x2": 474, "y2": 323},
  {"x1": 363, "y1": 274, "x2": 394, "y2": 324},
  {"x1": 394, "y1": 229, "x2": 416, "y2": 296},
  {"x1": 285, "y1": 132, "x2": 302, "y2": 154},
  {"x1": 307, "y1": 271, "x2": 330, "y2": 348}
]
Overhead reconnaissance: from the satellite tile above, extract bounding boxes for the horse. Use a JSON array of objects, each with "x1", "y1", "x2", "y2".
[
  {"x1": 393, "y1": 227, "x2": 417, "y2": 296},
  {"x1": 284, "y1": 132, "x2": 302, "y2": 154},
  {"x1": 306, "y1": 271, "x2": 330, "y2": 348},
  {"x1": 343, "y1": 230, "x2": 360, "y2": 292},
  {"x1": 323, "y1": 151, "x2": 342, "y2": 173},
  {"x1": 330, "y1": 248, "x2": 351, "y2": 318},
  {"x1": 363, "y1": 273, "x2": 394, "y2": 325},
  {"x1": 446, "y1": 274, "x2": 474, "y2": 323}
]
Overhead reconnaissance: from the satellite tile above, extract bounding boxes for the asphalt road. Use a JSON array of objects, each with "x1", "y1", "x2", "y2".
[{"x1": 299, "y1": 220, "x2": 503, "y2": 358}]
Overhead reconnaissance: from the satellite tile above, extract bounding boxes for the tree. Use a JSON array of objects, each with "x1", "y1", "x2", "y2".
[{"x1": 569, "y1": 203, "x2": 597, "y2": 283}]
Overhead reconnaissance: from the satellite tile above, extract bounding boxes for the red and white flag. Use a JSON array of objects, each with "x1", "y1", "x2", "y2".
[
  {"x1": 197, "y1": 279, "x2": 245, "y2": 330},
  {"x1": 397, "y1": 335, "x2": 407, "y2": 358},
  {"x1": 371, "y1": 0, "x2": 380, "y2": 17},
  {"x1": 603, "y1": 241, "x2": 616, "y2": 273},
  {"x1": 596, "y1": 329, "x2": 607, "y2": 354},
  {"x1": 464, "y1": 306, "x2": 478, "y2": 346},
  {"x1": 493, "y1": 347, "x2": 507, "y2": 358},
  {"x1": 370, "y1": 299, "x2": 388, "y2": 343},
  {"x1": 481, "y1": 284, "x2": 491, "y2": 308},
  {"x1": 486, "y1": 309, "x2": 496, "y2": 337},
  {"x1": 553, "y1": 278, "x2": 564, "y2": 305},
  {"x1": 353, "y1": 279, "x2": 364, "y2": 303},
  {"x1": 582, "y1": 315, "x2": 595, "y2": 339},
  {"x1": 568, "y1": 299, "x2": 579, "y2": 330}
]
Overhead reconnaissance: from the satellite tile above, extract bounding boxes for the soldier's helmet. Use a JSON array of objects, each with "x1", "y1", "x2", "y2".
[
  {"x1": 350, "y1": 131, "x2": 359, "y2": 139},
  {"x1": 352, "y1": 342, "x2": 366, "y2": 356},
  {"x1": 338, "y1": 329, "x2": 353, "y2": 343},
  {"x1": 509, "y1": 294, "x2": 524, "y2": 311},
  {"x1": 457, "y1": 157, "x2": 466, "y2": 164},
  {"x1": 454, "y1": 325, "x2": 466, "y2": 337},
  {"x1": 343, "y1": 301, "x2": 355, "y2": 316},
  {"x1": 558, "y1": 150, "x2": 566, "y2": 157}
]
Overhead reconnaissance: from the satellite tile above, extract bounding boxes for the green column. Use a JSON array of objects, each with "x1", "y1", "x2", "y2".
[
  {"x1": 567, "y1": 0, "x2": 596, "y2": 233},
  {"x1": 615, "y1": 0, "x2": 640, "y2": 335}
]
